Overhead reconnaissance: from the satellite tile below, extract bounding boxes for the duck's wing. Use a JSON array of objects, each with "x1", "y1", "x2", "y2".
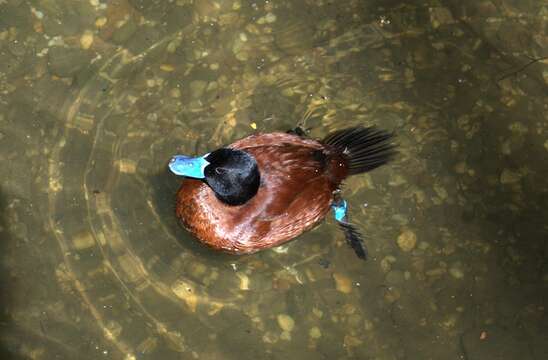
[
  {"x1": 229, "y1": 132, "x2": 323, "y2": 150},
  {"x1": 228, "y1": 137, "x2": 335, "y2": 250}
]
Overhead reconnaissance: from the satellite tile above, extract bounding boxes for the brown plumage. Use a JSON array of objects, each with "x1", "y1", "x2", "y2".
[
  {"x1": 171, "y1": 127, "x2": 395, "y2": 257},
  {"x1": 176, "y1": 133, "x2": 346, "y2": 254}
]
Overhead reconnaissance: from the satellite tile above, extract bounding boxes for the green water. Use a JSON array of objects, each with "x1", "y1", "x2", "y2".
[{"x1": 1, "y1": 1, "x2": 547, "y2": 359}]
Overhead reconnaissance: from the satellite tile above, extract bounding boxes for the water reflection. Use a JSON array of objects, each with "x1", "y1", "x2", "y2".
[{"x1": 1, "y1": 0, "x2": 546, "y2": 359}]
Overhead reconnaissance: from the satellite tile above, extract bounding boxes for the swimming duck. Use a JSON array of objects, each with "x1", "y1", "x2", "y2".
[{"x1": 169, "y1": 127, "x2": 394, "y2": 259}]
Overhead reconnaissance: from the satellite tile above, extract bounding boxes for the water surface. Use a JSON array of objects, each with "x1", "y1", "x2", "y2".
[{"x1": 1, "y1": 1, "x2": 547, "y2": 359}]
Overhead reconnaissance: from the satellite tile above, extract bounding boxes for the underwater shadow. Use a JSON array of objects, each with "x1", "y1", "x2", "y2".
[{"x1": 146, "y1": 166, "x2": 240, "y2": 262}]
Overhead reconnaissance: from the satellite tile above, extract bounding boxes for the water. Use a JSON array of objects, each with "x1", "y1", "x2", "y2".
[{"x1": 1, "y1": 1, "x2": 547, "y2": 359}]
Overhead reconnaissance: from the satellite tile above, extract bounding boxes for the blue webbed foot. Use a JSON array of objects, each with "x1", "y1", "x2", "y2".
[
  {"x1": 331, "y1": 196, "x2": 368, "y2": 260},
  {"x1": 331, "y1": 198, "x2": 348, "y2": 222}
]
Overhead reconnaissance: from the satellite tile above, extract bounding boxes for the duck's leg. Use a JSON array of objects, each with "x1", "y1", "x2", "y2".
[{"x1": 331, "y1": 192, "x2": 368, "y2": 260}]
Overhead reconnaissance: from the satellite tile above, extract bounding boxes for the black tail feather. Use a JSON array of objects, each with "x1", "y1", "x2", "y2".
[
  {"x1": 323, "y1": 127, "x2": 396, "y2": 175},
  {"x1": 338, "y1": 222, "x2": 367, "y2": 260}
]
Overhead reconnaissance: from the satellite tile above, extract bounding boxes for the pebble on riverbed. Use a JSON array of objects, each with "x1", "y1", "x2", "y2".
[
  {"x1": 171, "y1": 280, "x2": 198, "y2": 313},
  {"x1": 449, "y1": 262, "x2": 465, "y2": 279},
  {"x1": 333, "y1": 273, "x2": 353, "y2": 294},
  {"x1": 309, "y1": 326, "x2": 321, "y2": 339},
  {"x1": 500, "y1": 168, "x2": 522, "y2": 184},
  {"x1": 397, "y1": 229, "x2": 417, "y2": 252},
  {"x1": 47, "y1": 46, "x2": 92, "y2": 77},
  {"x1": 277, "y1": 314, "x2": 295, "y2": 332},
  {"x1": 80, "y1": 30, "x2": 94, "y2": 49}
]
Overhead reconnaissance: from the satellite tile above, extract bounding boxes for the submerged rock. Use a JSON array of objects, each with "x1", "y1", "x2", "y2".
[
  {"x1": 277, "y1": 314, "x2": 295, "y2": 332},
  {"x1": 500, "y1": 168, "x2": 522, "y2": 184},
  {"x1": 333, "y1": 273, "x2": 352, "y2": 294},
  {"x1": 397, "y1": 229, "x2": 417, "y2": 252},
  {"x1": 48, "y1": 46, "x2": 92, "y2": 77}
]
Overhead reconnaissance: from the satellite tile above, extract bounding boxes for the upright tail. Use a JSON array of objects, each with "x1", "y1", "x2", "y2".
[{"x1": 322, "y1": 126, "x2": 396, "y2": 175}]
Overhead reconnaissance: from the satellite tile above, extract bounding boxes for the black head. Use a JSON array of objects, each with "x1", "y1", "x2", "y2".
[{"x1": 203, "y1": 148, "x2": 260, "y2": 206}]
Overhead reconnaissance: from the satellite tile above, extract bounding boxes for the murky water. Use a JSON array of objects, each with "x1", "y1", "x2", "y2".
[{"x1": 1, "y1": 1, "x2": 547, "y2": 359}]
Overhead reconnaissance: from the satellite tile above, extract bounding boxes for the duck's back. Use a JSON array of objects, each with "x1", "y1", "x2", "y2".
[{"x1": 175, "y1": 132, "x2": 347, "y2": 254}]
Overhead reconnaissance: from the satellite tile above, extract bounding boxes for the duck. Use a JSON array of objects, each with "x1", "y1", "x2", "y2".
[{"x1": 168, "y1": 126, "x2": 395, "y2": 259}]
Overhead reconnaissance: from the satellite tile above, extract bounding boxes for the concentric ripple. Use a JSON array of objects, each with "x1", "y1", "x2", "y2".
[{"x1": 43, "y1": 10, "x2": 393, "y2": 359}]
